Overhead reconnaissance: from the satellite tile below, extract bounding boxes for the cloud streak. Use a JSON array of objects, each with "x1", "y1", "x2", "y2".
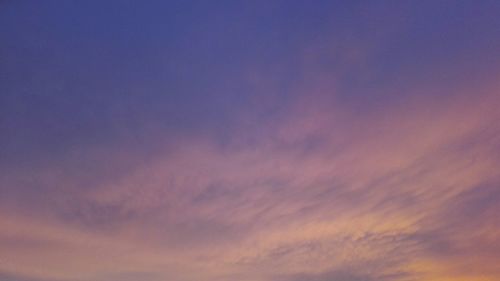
[{"x1": 2, "y1": 73, "x2": 499, "y2": 281}]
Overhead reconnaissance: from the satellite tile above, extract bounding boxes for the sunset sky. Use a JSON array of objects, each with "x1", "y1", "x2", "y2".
[{"x1": 1, "y1": 1, "x2": 500, "y2": 281}]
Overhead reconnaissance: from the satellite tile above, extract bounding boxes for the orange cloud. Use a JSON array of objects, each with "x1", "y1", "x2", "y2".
[{"x1": 2, "y1": 76, "x2": 499, "y2": 281}]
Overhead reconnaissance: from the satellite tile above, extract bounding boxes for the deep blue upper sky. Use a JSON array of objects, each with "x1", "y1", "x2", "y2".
[{"x1": 2, "y1": 1, "x2": 499, "y2": 164}]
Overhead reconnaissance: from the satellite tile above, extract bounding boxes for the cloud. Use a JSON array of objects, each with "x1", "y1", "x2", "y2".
[
  {"x1": 278, "y1": 268, "x2": 414, "y2": 281},
  {"x1": 0, "y1": 272, "x2": 63, "y2": 281},
  {"x1": 1, "y1": 76, "x2": 500, "y2": 281}
]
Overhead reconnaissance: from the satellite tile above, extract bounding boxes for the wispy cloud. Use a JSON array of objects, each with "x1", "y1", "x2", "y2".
[{"x1": 1, "y1": 73, "x2": 499, "y2": 281}]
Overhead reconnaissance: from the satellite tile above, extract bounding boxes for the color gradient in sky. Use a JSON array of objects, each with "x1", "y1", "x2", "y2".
[{"x1": 1, "y1": 1, "x2": 500, "y2": 281}]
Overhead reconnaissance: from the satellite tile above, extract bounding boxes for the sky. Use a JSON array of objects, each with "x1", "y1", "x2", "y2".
[{"x1": 1, "y1": 1, "x2": 500, "y2": 281}]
